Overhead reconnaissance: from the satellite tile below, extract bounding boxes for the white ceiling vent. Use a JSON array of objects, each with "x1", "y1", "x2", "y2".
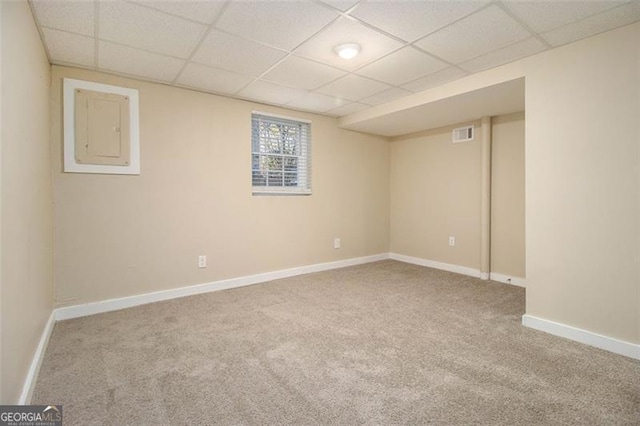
[{"x1": 452, "y1": 125, "x2": 474, "y2": 143}]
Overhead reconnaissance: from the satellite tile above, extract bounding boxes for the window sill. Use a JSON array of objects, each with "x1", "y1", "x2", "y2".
[{"x1": 252, "y1": 187, "x2": 312, "y2": 196}]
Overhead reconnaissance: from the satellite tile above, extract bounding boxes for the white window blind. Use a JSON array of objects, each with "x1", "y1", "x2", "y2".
[{"x1": 251, "y1": 112, "x2": 311, "y2": 195}]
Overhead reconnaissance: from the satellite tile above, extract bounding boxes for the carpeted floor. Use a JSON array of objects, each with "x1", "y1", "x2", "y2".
[{"x1": 33, "y1": 260, "x2": 639, "y2": 425}]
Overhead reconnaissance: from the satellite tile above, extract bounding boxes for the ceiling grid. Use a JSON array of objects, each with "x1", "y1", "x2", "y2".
[{"x1": 29, "y1": 0, "x2": 640, "y2": 117}]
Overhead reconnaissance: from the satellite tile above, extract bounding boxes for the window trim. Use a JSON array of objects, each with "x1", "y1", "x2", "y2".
[{"x1": 251, "y1": 111, "x2": 311, "y2": 196}]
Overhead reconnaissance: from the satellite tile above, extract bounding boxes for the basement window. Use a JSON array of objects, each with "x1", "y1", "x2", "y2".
[{"x1": 251, "y1": 112, "x2": 311, "y2": 195}]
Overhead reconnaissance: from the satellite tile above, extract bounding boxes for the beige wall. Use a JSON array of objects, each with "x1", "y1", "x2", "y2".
[
  {"x1": 51, "y1": 66, "x2": 390, "y2": 306},
  {"x1": 386, "y1": 23, "x2": 639, "y2": 345},
  {"x1": 389, "y1": 115, "x2": 525, "y2": 276},
  {"x1": 390, "y1": 121, "x2": 482, "y2": 269},
  {"x1": 1, "y1": 1, "x2": 53, "y2": 403},
  {"x1": 525, "y1": 23, "x2": 639, "y2": 343},
  {"x1": 491, "y1": 112, "x2": 525, "y2": 278}
]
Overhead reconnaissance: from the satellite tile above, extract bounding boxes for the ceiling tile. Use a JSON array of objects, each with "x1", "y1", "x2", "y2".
[
  {"x1": 350, "y1": 1, "x2": 487, "y2": 42},
  {"x1": 262, "y1": 56, "x2": 346, "y2": 90},
  {"x1": 360, "y1": 87, "x2": 412, "y2": 106},
  {"x1": 356, "y1": 46, "x2": 448, "y2": 85},
  {"x1": 31, "y1": 0, "x2": 94, "y2": 36},
  {"x1": 215, "y1": 1, "x2": 339, "y2": 51},
  {"x1": 192, "y1": 30, "x2": 287, "y2": 77},
  {"x1": 99, "y1": 41, "x2": 185, "y2": 82},
  {"x1": 317, "y1": 74, "x2": 391, "y2": 101},
  {"x1": 285, "y1": 92, "x2": 349, "y2": 113},
  {"x1": 325, "y1": 102, "x2": 371, "y2": 116},
  {"x1": 99, "y1": 1, "x2": 207, "y2": 59},
  {"x1": 318, "y1": 0, "x2": 360, "y2": 12},
  {"x1": 460, "y1": 37, "x2": 547, "y2": 73},
  {"x1": 42, "y1": 28, "x2": 95, "y2": 67},
  {"x1": 503, "y1": 0, "x2": 626, "y2": 33},
  {"x1": 401, "y1": 67, "x2": 468, "y2": 92},
  {"x1": 176, "y1": 63, "x2": 254, "y2": 95},
  {"x1": 133, "y1": 1, "x2": 226, "y2": 25},
  {"x1": 294, "y1": 17, "x2": 403, "y2": 71},
  {"x1": 238, "y1": 80, "x2": 308, "y2": 106},
  {"x1": 414, "y1": 5, "x2": 531, "y2": 64},
  {"x1": 31, "y1": 0, "x2": 640, "y2": 116},
  {"x1": 541, "y1": 2, "x2": 640, "y2": 47}
]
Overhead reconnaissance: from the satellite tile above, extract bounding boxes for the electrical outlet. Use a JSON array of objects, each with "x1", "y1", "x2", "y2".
[
  {"x1": 198, "y1": 255, "x2": 207, "y2": 268},
  {"x1": 334, "y1": 238, "x2": 341, "y2": 249},
  {"x1": 448, "y1": 236, "x2": 455, "y2": 247}
]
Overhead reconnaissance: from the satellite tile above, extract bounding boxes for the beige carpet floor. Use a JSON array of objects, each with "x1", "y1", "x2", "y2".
[{"x1": 33, "y1": 260, "x2": 639, "y2": 425}]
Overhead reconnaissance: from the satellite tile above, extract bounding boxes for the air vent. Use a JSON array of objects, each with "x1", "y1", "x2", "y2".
[{"x1": 452, "y1": 125, "x2": 474, "y2": 143}]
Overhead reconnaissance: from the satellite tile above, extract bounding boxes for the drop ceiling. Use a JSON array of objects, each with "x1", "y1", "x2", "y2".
[{"x1": 31, "y1": 0, "x2": 640, "y2": 119}]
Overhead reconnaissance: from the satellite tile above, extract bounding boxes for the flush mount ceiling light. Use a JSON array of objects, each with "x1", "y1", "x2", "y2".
[{"x1": 334, "y1": 43, "x2": 360, "y2": 60}]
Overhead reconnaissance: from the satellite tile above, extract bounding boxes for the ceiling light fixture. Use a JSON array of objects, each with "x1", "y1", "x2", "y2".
[{"x1": 334, "y1": 43, "x2": 360, "y2": 60}]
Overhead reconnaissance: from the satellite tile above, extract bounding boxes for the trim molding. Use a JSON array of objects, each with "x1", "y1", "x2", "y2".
[
  {"x1": 55, "y1": 253, "x2": 390, "y2": 321},
  {"x1": 489, "y1": 272, "x2": 526, "y2": 288},
  {"x1": 389, "y1": 253, "x2": 526, "y2": 288},
  {"x1": 19, "y1": 311, "x2": 56, "y2": 404},
  {"x1": 389, "y1": 253, "x2": 481, "y2": 278},
  {"x1": 522, "y1": 314, "x2": 640, "y2": 360}
]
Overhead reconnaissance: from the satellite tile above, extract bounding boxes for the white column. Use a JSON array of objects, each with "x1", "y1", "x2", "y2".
[{"x1": 480, "y1": 116, "x2": 492, "y2": 280}]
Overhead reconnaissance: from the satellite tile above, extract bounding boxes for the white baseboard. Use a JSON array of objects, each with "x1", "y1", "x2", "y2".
[
  {"x1": 19, "y1": 311, "x2": 56, "y2": 404},
  {"x1": 389, "y1": 253, "x2": 526, "y2": 288},
  {"x1": 489, "y1": 272, "x2": 526, "y2": 288},
  {"x1": 55, "y1": 253, "x2": 390, "y2": 321},
  {"x1": 389, "y1": 253, "x2": 481, "y2": 278},
  {"x1": 522, "y1": 314, "x2": 640, "y2": 360}
]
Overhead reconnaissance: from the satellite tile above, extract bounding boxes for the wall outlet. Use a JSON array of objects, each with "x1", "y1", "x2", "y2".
[
  {"x1": 448, "y1": 236, "x2": 456, "y2": 247},
  {"x1": 334, "y1": 238, "x2": 341, "y2": 249},
  {"x1": 198, "y1": 255, "x2": 207, "y2": 268}
]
